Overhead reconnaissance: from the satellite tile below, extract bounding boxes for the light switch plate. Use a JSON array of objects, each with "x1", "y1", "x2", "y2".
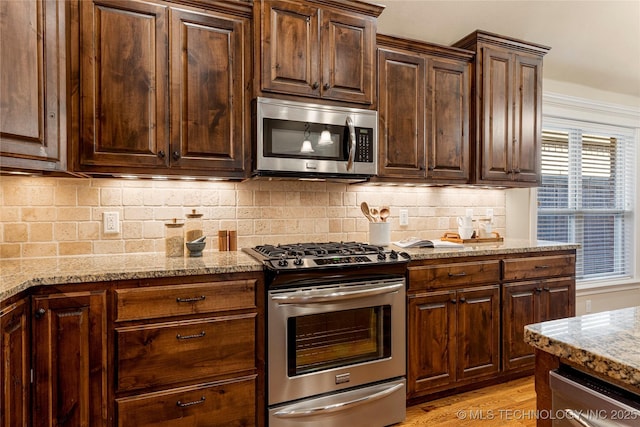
[
  {"x1": 103, "y1": 211, "x2": 120, "y2": 234},
  {"x1": 399, "y1": 209, "x2": 409, "y2": 226}
]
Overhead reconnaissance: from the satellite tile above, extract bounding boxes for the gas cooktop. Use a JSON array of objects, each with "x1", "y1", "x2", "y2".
[{"x1": 244, "y1": 241, "x2": 410, "y2": 271}]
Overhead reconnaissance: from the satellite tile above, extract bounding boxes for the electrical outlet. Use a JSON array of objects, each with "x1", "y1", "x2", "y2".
[
  {"x1": 399, "y1": 209, "x2": 409, "y2": 226},
  {"x1": 585, "y1": 299, "x2": 592, "y2": 313},
  {"x1": 103, "y1": 211, "x2": 120, "y2": 234}
]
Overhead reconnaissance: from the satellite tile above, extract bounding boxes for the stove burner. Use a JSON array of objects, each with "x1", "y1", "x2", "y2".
[
  {"x1": 254, "y1": 242, "x2": 384, "y2": 258},
  {"x1": 245, "y1": 241, "x2": 410, "y2": 272}
]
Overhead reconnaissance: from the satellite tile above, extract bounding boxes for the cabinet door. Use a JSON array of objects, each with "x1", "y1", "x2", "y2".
[
  {"x1": 260, "y1": 0, "x2": 320, "y2": 97},
  {"x1": 169, "y1": 8, "x2": 250, "y2": 174},
  {"x1": 426, "y1": 58, "x2": 470, "y2": 182},
  {"x1": 512, "y1": 52, "x2": 543, "y2": 184},
  {"x1": 79, "y1": 0, "x2": 169, "y2": 170},
  {"x1": 541, "y1": 277, "x2": 575, "y2": 321},
  {"x1": 321, "y1": 9, "x2": 374, "y2": 104},
  {"x1": 377, "y1": 49, "x2": 426, "y2": 178},
  {"x1": 32, "y1": 291, "x2": 107, "y2": 427},
  {"x1": 0, "y1": 299, "x2": 30, "y2": 427},
  {"x1": 480, "y1": 46, "x2": 513, "y2": 182},
  {"x1": 407, "y1": 290, "x2": 456, "y2": 395},
  {"x1": 0, "y1": 0, "x2": 65, "y2": 171},
  {"x1": 502, "y1": 281, "x2": 542, "y2": 371},
  {"x1": 456, "y1": 285, "x2": 500, "y2": 381}
]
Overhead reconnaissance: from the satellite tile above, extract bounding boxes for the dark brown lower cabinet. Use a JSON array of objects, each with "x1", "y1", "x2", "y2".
[
  {"x1": 1, "y1": 298, "x2": 30, "y2": 427},
  {"x1": 113, "y1": 274, "x2": 263, "y2": 426},
  {"x1": 116, "y1": 375, "x2": 257, "y2": 427},
  {"x1": 32, "y1": 290, "x2": 108, "y2": 427},
  {"x1": 407, "y1": 250, "x2": 576, "y2": 401},
  {"x1": 502, "y1": 277, "x2": 575, "y2": 371},
  {"x1": 408, "y1": 284, "x2": 500, "y2": 397}
]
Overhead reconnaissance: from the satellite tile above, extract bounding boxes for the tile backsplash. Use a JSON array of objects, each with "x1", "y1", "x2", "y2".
[{"x1": 0, "y1": 176, "x2": 506, "y2": 258}]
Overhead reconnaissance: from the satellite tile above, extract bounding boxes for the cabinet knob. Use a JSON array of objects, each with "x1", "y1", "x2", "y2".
[
  {"x1": 459, "y1": 297, "x2": 466, "y2": 303},
  {"x1": 35, "y1": 308, "x2": 46, "y2": 319},
  {"x1": 172, "y1": 151, "x2": 181, "y2": 161},
  {"x1": 535, "y1": 287, "x2": 543, "y2": 293},
  {"x1": 323, "y1": 83, "x2": 330, "y2": 90},
  {"x1": 157, "y1": 151, "x2": 166, "y2": 159},
  {"x1": 450, "y1": 299, "x2": 457, "y2": 304},
  {"x1": 311, "y1": 82, "x2": 319, "y2": 90}
]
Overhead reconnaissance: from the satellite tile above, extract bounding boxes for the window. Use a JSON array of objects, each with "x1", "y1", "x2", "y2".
[{"x1": 537, "y1": 121, "x2": 635, "y2": 282}]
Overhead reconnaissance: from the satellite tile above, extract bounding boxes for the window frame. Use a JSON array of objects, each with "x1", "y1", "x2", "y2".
[{"x1": 534, "y1": 92, "x2": 639, "y2": 291}]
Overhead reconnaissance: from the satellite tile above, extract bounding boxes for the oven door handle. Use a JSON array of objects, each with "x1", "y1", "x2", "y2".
[
  {"x1": 272, "y1": 382, "x2": 404, "y2": 419},
  {"x1": 271, "y1": 282, "x2": 403, "y2": 304}
]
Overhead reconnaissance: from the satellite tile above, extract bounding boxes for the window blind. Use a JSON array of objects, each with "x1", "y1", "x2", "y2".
[{"x1": 537, "y1": 125, "x2": 634, "y2": 282}]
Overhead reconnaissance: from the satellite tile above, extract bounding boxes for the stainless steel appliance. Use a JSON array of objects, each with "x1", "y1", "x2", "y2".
[
  {"x1": 550, "y1": 367, "x2": 640, "y2": 426},
  {"x1": 254, "y1": 97, "x2": 378, "y2": 180},
  {"x1": 244, "y1": 242, "x2": 409, "y2": 427}
]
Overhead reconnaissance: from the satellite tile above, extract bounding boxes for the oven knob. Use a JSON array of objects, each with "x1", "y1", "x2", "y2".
[
  {"x1": 278, "y1": 255, "x2": 289, "y2": 267},
  {"x1": 293, "y1": 255, "x2": 304, "y2": 266},
  {"x1": 377, "y1": 252, "x2": 386, "y2": 260},
  {"x1": 399, "y1": 252, "x2": 411, "y2": 260}
]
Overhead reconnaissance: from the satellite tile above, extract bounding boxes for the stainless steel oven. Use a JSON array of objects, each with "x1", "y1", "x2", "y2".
[
  {"x1": 254, "y1": 97, "x2": 378, "y2": 180},
  {"x1": 245, "y1": 242, "x2": 409, "y2": 427}
]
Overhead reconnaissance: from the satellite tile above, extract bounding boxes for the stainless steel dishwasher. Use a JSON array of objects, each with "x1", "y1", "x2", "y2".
[{"x1": 550, "y1": 367, "x2": 640, "y2": 426}]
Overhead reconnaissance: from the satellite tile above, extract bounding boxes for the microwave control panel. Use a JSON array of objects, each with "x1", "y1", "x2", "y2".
[{"x1": 355, "y1": 128, "x2": 374, "y2": 163}]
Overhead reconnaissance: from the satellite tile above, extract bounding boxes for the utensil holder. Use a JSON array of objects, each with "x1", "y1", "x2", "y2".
[{"x1": 369, "y1": 222, "x2": 391, "y2": 247}]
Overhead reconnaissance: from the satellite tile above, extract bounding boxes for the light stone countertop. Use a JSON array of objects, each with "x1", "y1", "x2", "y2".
[
  {"x1": 525, "y1": 307, "x2": 640, "y2": 389},
  {"x1": 0, "y1": 251, "x2": 264, "y2": 302},
  {"x1": 1, "y1": 239, "x2": 578, "y2": 303},
  {"x1": 392, "y1": 238, "x2": 579, "y2": 261}
]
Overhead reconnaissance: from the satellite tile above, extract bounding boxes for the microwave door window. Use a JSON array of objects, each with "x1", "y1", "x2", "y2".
[{"x1": 264, "y1": 119, "x2": 344, "y2": 160}]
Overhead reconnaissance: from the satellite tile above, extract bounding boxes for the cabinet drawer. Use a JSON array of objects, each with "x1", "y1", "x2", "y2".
[
  {"x1": 116, "y1": 314, "x2": 255, "y2": 392},
  {"x1": 408, "y1": 260, "x2": 500, "y2": 291},
  {"x1": 115, "y1": 279, "x2": 256, "y2": 322},
  {"x1": 116, "y1": 375, "x2": 256, "y2": 427},
  {"x1": 502, "y1": 255, "x2": 575, "y2": 281}
]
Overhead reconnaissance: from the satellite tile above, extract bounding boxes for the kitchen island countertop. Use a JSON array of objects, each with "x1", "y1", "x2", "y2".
[
  {"x1": 1, "y1": 238, "x2": 578, "y2": 303},
  {"x1": 525, "y1": 306, "x2": 640, "y2": 389}
]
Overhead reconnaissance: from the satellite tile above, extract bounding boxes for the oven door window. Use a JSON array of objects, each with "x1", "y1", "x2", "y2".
[
  {"x1": 264, "y1": 119, "x2": 346, "y2": 160},
  {"x1": 287, "y1": 305, "x2": 391, "y2": 376}
]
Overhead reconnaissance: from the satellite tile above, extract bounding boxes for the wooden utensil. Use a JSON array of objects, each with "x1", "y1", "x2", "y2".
[
  {"x1": 360, "y1": 202, "x2": 374, "y2": 222},
  {"x1": 379, "y1": 206, "x2": 390, "y2": 222}
]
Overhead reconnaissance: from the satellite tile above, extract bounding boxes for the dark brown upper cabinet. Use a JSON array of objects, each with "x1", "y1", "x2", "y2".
[
  {"x1": 72, "y1": 0, "x2": 252, "y2": 178},
  {"x1": 255, "y1": 0, "x2": 383, "y2": 106},
  {"x1": 0, "y1": 0, "x2": 67, "y2": 172},
  {"x1": 375, "y1": 35, "x2": 473, "y2": 183},
  {"x1": 454, "y1": 30, "x2": 550, "y2": 186}
]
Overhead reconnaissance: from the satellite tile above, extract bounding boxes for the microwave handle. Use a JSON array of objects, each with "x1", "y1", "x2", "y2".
[{"x1": 345, "y1": 116, "x2": 356, "y2": 171}]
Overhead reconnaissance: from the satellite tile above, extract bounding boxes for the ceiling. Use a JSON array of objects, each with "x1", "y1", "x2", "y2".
[{"x1": 376, "y1": 1, "x2": 640, "y2": 102}]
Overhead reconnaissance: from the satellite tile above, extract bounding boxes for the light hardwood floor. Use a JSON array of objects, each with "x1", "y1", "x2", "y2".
[{"x1": 400, "y1": 377, "x2": 536, "y2": 426}]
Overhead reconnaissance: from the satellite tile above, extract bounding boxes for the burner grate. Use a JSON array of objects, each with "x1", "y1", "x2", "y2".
[{"x1": 253, "y1": 242, "x2": 383, "y2": 258}]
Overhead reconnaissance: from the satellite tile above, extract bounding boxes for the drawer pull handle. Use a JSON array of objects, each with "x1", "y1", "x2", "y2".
[
  {"x1": 448, "y1": 272, "x2": 467, "y2": 277},
  {"x1": 534, "y1": 265, "x2": 550, "y2": 269},
  {"x1": 176, "y1": 396, "x2": 206, "y2": 408},
  {"x1": 176, "y1": 331, "x2": 206, "y2": 340},
  {"x1": 176, "y1": 295, "x2": 206, "y2": 303}
]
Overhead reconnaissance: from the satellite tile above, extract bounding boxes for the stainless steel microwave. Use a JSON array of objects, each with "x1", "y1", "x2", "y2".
[{"x1": 254, "y1": 97, "x2": 378, "y2": 180}]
